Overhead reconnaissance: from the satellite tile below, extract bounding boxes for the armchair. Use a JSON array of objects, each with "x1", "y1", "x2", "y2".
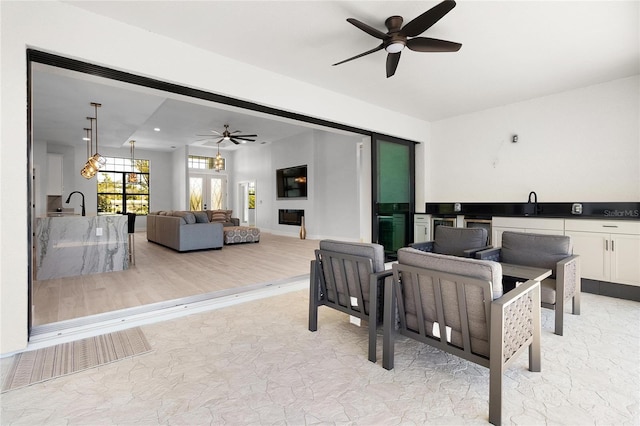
[
  {"x1": 476, "y1": 231, "x2": 580, "y2": 335},
  {"x1": 309, "y1": 240, "x2": 393, "y2": 363},
  {"x1": 383, "y1": 248, "x2": 541, "y2": 425},
  {"x1": 410, "y1": 225, "x2": 490, "y2": 257}
]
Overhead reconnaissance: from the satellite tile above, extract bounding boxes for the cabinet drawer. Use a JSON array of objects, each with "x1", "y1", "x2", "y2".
[
  {"x1": 565, "y1": 219, "x2": 640, "y2": 235},
  {"x1": 414, "y1": 215, "x2": 430, "y2": 222},
  {"x1": 492, "y1": 217, "x2": 564, "y2": 231}
]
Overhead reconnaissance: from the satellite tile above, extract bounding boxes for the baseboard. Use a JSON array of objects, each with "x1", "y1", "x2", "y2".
[{"x1": 581, "y1": 279, "x2": 640, "y2": 302}]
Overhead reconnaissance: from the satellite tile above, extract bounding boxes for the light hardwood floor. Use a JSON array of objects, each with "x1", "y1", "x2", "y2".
[{"x1": 32, "y1": 232, "x2": 320, "y2": 326}]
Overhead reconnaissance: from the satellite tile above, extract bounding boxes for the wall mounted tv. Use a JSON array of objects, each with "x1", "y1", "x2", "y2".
[{"x1": 276, "y1": 165, "x2": 307, "y2": 199}]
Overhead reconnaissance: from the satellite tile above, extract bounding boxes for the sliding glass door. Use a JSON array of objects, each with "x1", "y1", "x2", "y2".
[{"x1": 372, "y1": 134, "x2": 416, "y2": 260}]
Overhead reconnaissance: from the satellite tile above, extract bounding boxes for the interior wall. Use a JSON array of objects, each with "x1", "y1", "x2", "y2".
[
  {"x1": 1, "y1": 0, "x2": 427, "y2": 355},
  {"x1": 313, "y1": 131, "x2": 361, "y2": 241},
  {"x1": 428, "y1": 76, "x2": 640, "y2": 203}
]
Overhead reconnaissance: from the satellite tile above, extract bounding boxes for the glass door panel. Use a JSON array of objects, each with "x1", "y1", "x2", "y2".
[
  {"x1": 190, "y1": 174, "x2": 226, "y2": 211},
  {"x1": 372, "y1": 135, "x2": 415, "y2": 260}
]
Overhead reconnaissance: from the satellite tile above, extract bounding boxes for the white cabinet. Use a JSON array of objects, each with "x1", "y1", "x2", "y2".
[
  {"x1": 491, "y1": 217, "x2": 565, "y2": 247},
  {"x1": 413, "y1": 214, "x2": 430, "y2": 243},
  {"x1": 46, "y1": 153, "x2": 63, "y2": 195},
  {"x1": 565, "y1": 220, "x2": 640, "y2": 286}
]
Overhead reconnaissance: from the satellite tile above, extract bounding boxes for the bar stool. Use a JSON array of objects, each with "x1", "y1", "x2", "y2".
[{"x1": 126, "y1": 213, "x2": 136, "y2": 265}]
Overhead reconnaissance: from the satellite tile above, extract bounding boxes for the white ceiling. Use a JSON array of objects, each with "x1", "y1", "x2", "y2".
[{"x1": 37, "y1": 1, "x2": 639, "y2": 152}]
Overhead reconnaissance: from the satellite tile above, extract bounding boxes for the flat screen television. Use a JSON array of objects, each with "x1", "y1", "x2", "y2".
[{"x1": 276, "y1": 165, "x2": 307, "y2": 199}]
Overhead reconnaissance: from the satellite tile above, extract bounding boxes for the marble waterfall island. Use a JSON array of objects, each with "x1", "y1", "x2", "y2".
[{"x1": 36, "y1": 215, "x2": 129, "y2": 280}]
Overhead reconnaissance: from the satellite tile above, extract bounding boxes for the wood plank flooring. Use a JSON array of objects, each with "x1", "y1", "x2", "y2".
[{"x1": 32, "y1": 232, "x2": 319, "y2": 326}]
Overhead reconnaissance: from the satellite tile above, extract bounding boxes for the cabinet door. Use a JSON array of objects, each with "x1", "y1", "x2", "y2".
[
  {"x1": 610, "y1": 234, "x2": 640, "y2": 286},
  {"x1": 46, "y1": 153, "x2": 63, "y2": 195},
  {"x1": 414, "y1": 223, "x2": 429, "y2": 243},
  {"x1": 566, "y1": 231, "x2": 609, "y2": 281}
]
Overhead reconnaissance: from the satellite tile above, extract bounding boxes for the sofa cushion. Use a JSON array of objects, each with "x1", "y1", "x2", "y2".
[
  {"x1": 319, "y1": 240, "x2": 385, "y2": 273},
  {"x1": 398, "y1": 248, "x2": 503, "y2": 300},
  {"x1": 501, "y1": 232, "x2": 571, "y2": 277},
  {"x1": 193, "y1": 211, "x2": 209, "y2": 223},
  {"x1": 433, "y1": 226, "x2": 488, "y2": 256}
]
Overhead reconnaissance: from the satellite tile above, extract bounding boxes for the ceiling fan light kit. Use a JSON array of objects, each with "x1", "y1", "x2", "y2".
[{"x1": 333, "y1": 0, "x2": 462, "y2": 78}]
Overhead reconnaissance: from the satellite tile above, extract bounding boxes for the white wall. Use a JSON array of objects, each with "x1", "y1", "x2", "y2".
[
  {"x1": 1, "y1": 0, "x2": 429, "y2": 354},
  {"x1": 428, "y1": 76, "x2": 640, "y2": 203}
]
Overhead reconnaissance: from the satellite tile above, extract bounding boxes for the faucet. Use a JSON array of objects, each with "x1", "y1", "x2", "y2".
[
  {"x1": 65, "y1": 191, "x2": 86, "y2": 216},
  {"x1": 526, "y1": 191, "x2": 538, "y2": 216}
]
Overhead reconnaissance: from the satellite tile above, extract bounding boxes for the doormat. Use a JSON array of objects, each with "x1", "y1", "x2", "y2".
[{"x1": 1, "y1": 327, "x2": 152, "y2": 393}]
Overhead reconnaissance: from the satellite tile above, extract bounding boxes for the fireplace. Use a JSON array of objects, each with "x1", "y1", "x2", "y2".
[{"x1": 279, "y1": 209, "x2": 304, "y2": 226}]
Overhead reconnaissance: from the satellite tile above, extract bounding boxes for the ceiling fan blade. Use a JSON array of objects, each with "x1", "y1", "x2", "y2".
[
  {"x1": 400, "y1": 0, "x2": 456, "y2": 37},
  {"x1": 407, "y1": 37, "x2": 462, "y2": 52},
  {"x1": 234, "y1": 134, "x2": 257, "y2": 138},
  {"x1": 386, "y1": 52, "x2": 401, "y2": 78},
  {"x1": 333, "y1": 44, "x2": 384, "y2": 66},
  {"x1": 234, "y1": 137, "x2": 256, "y2": 142},
  {"x1": 346, "y1": 18, "x2": 388, "y2": 40},
  {"x1": 229, "y1": 138, "x2": 241, "y2": 145}
]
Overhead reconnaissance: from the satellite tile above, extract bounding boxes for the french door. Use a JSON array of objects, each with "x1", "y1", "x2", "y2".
[
  {"x1": 189, "y1": 173, "x2": 227, "y2": 211},
  {"x1": 372, "y1": 134, "x2": 416, "y2": 260}
]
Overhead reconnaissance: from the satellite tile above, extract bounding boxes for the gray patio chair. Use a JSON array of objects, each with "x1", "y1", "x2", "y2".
[
  {"x1": 476, "y1": 231, "x2": 580, "y2": 335},
  {"x1": 410, "y1": 225, "x2": 490, "y2": 257},
  {"x1": 309, "y1": 240, "x2": 393, "y2": 363},
  {"x1": 383, "y1": 248, "x2": 541, "y2": 425}
]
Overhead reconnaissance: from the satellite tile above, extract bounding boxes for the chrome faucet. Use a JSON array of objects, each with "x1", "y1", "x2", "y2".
[
  {"x1": 528, "y1": 191, "x2": 537, "y2": 205},
  {"x1": 65, "y1": 191, "x2": 86, "y2": 216}
]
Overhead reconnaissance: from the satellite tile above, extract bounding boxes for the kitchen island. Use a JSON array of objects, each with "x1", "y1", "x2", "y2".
[{"x1": 35, "y1": 215, "x2": 129, "y2": 280}]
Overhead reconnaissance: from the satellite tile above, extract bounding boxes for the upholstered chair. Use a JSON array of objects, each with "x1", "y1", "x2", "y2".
[
  {"x1": 476, "y1": 231, "x2": 580, "y2": 335},
  {"x1": 410, "y1": 225, "x2": 490, "y2": 258},
  {"x1": 383, "y1": 248, "x2": 542, "y2": 425},
  {"x1": 309, "y1": 240, "x2": 392, "y2": 363}
]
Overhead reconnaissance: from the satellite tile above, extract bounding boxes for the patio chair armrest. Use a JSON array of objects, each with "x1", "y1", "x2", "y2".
[
  {"x1": 464, "y1": 245, "x2": 493, "y2": 258},
  {"x1": 557, "y1": 254, "x2": 580, "y2": 301},
  {"x1": 491, "y1": 279, "x2": 541, "y2": 366},
  {"x1": 409, "y1": 241, "x2": 434, "y2": 252},
  {"x1": 476, "y1": 247, "x2": 501, "y2": 261}
]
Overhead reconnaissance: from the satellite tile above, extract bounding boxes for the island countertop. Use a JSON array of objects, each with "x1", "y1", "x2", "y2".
[{"x1": 35, "y1": 215, "x2": 129, "y2": 280}]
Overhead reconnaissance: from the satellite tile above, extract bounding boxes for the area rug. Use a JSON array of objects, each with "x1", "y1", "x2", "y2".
[{"x1": 1, "y1": 327, "x2": 152, "y2": 393}]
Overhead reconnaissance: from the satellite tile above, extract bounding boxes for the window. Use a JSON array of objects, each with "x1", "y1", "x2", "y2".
[
  {"x1": 97, "y1": 156, "x2": 149, "y2": 215},
  {"x1": 188, "y1": 155, "x2": 224, "y2": 171}
]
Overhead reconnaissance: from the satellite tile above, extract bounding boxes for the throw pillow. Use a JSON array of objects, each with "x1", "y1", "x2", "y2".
[
  {"x1": 172, "y1": 211, "x2": 196, "y2": 224},
  {"x1": 223, "y1": 210, "x2": 233, "y2": 222},
  {"x1": 210, "y1": 211, "x2": 227, "y2": 222},
  {"x1": 194, "y1": 211, "x2": 209, "y2": 223}
]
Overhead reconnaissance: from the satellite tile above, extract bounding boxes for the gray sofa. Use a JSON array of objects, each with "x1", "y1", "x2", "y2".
[{"x1": 147, "y1": 210, "x2": 238, "y2": 252}]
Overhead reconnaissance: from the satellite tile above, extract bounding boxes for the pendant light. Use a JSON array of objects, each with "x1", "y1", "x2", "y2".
[
  {"x1": 214, "y1": 143, "x2": 224, "y2": 171},
  {"x1": 80, "y1": 126, "x2": 93, "y2": 178},
  {"x1": 128, "y1": 140, "x2": 138, "y2": 183},
  {"x1": 80, "y1": 102, "x2": 105, "y2": 179},
  {"x1": 87, "y1": 102, "x2": 106, "y2": 169}
]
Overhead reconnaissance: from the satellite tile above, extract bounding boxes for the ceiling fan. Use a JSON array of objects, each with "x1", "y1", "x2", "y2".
[
  {"x1": 196, "y1": 124, "x2": 257, "y2": 145},
  {"x1": 332, "y1": 0, "x2": 462, "y2": 78}
]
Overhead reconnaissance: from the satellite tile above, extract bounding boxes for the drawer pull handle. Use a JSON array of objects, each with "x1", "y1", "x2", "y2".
[
  {"x1": 602, "y1": 225, "x2": 618, "y2": 228},
  {"x1": 612, "y1": 240, "x2": 615, "y2": 251},
  {"x1": 605, "y1": 240, "x2": 608, "y2": 251}
]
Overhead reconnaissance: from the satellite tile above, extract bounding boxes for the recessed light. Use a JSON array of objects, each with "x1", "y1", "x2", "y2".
[{"x1": 154, "y1": 128, "x2": 161, "y2": 132}]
